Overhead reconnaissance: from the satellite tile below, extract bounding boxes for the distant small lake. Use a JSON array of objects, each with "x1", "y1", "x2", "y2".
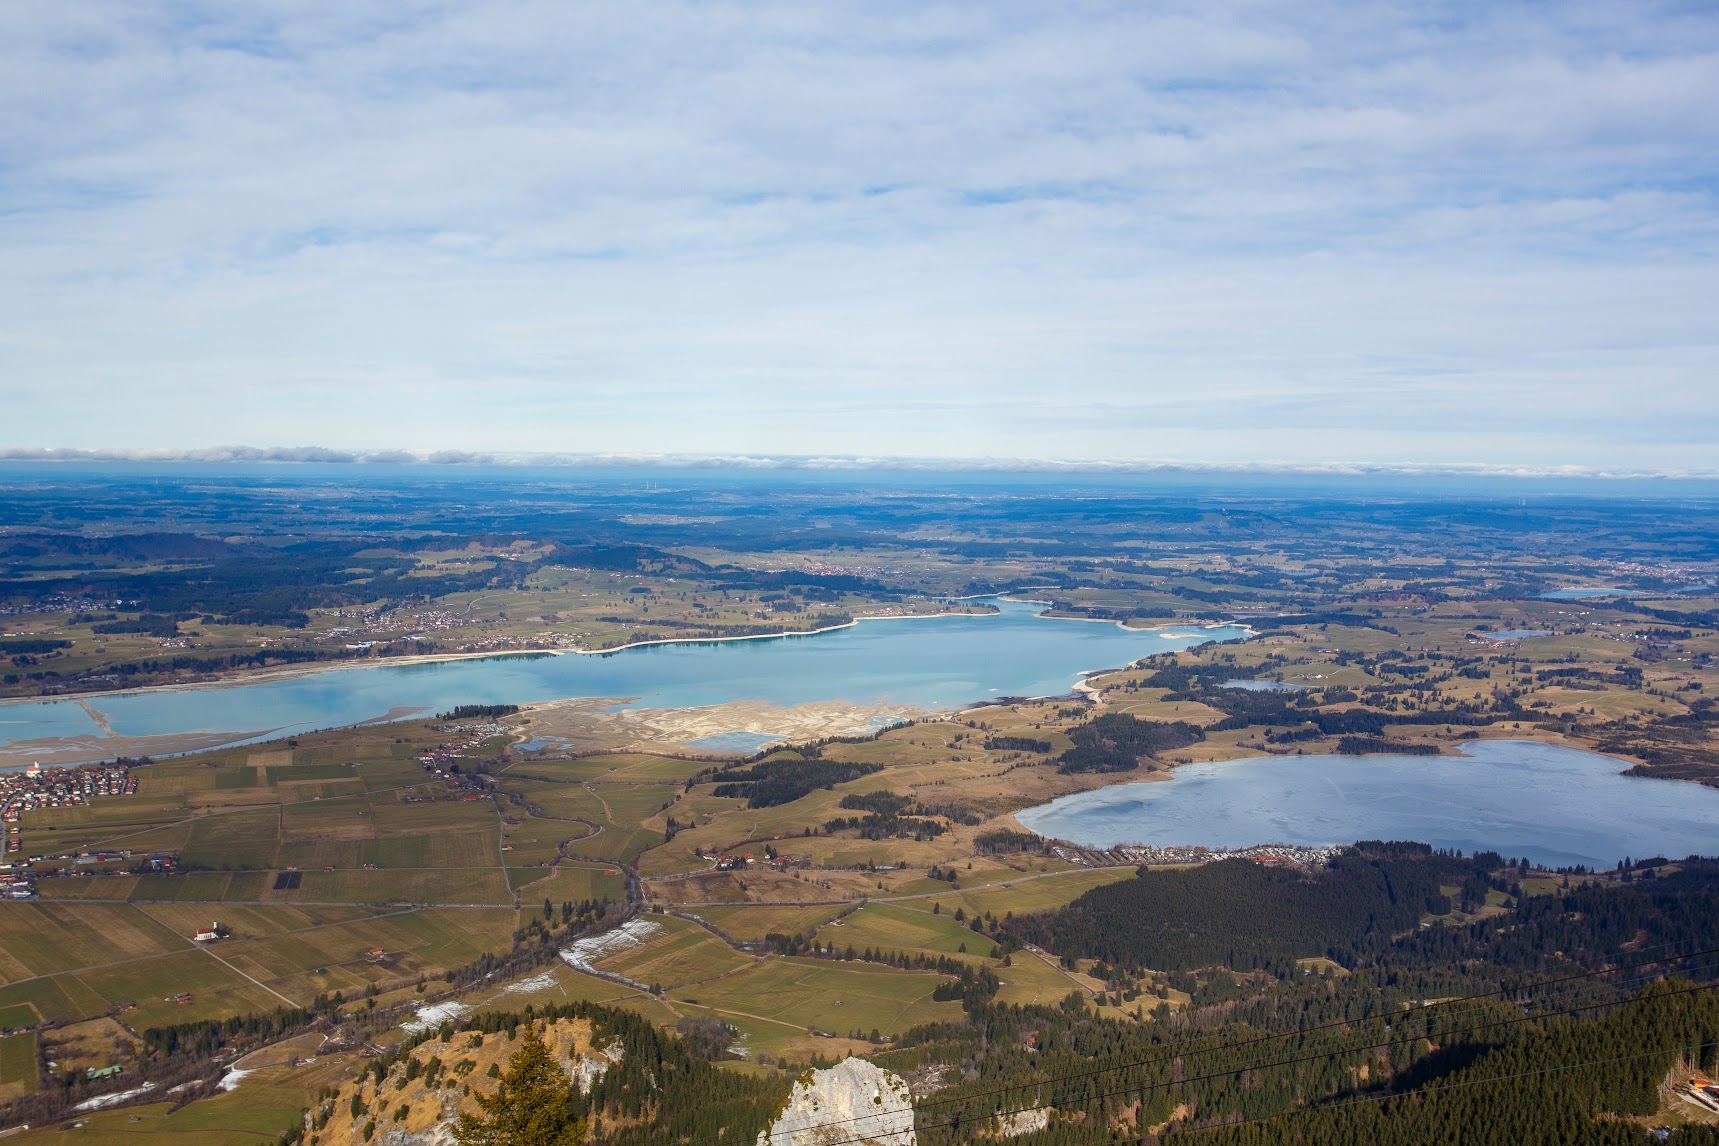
[
  {"x1": 1221, "y1": 680, "x2": 1307, "y2": 692},
  {"x1": 1539, "y1": 588, "x2": 1623, "y2": 600},
  {"x1": 0, "y1": 600, "x2": 1247, "y2": 764},
  {"x1": 1016, "y1": 741, "x2": 1719, "y2": 868}
]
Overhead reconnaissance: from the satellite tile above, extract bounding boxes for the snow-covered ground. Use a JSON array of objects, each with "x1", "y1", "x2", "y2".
[
  {"x1": 74, "y1": 1082, "x2": 156, "y2": 1112},
  {"x1": 401, "y1": 999, "x2": 474, "y2": 1033},
  {"x1": 218, "y1": 1067, "x2": 253, "y2": 1092},
  {"x1": 559, "y1": 918, "x2": 661, "y2": 988}
]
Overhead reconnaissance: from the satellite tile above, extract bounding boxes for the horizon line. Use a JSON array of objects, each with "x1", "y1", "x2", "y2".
[{"x1": 1, "y1": 446, "x2": 1717, "y2": 482}]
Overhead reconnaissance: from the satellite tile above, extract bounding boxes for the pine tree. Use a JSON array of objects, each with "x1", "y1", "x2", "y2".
[{"x1": 452, "y1": 1022, "x2": 585, "y2": 1145}]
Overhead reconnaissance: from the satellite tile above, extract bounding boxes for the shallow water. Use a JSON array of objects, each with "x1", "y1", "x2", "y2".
[
  {"x1": 683, "y1": 731, "x2": 784, "y2": 754},
  {"x1": 0, "y1": 600, "x2": 1245, "y2": 762},
  {"x1": 1015, "y1": 740, "x2": 1719, "y2": 868}
]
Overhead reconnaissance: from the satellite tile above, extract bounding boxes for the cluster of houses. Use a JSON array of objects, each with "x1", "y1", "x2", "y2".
[
  {"x1": 2, "y1": 760, "x2": 135, "y2": 826},
  {"x1": 324, "y1": 607, "x2": 464, "y2": 643},
  {"x1": 0, "y1": 594, "x2": 127, "y2": 617},
  {"x1": 697, "y1": 847, "x2": 797, "y2": 873},
  {"x1": 0, "y1": 758, "x2": 176, "y2": 897},
  {"x1": 1, "y1": 848, "x2": 178, "y2": 898},
  {"x1": 416, "y1": 722, "x2": 509, "y2": 774},
  {"x1": 1, "y1": 761, "x2": 138, "y2": 886},
  {"x1": 1049, "y1": 841, "x2": 1348, "y2": 874}
]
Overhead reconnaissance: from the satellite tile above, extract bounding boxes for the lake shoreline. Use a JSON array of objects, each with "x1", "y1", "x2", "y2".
[
  {"x1": 0, "y1": 603, "x2": 1243, "y2": 713},
  {"x1": 0, "y1": 605, "x2": 1006, "y2": 711},
  {"x1": 1012, "y1": 739, "x2": 1711, "y2": 868},
  {"x1": 0, "y1": 601, "x2": 1255, "y2": 769}
]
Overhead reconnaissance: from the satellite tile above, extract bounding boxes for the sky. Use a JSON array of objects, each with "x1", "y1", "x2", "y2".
[{"x1": 2, "y1": 2, "x2": 1717, "y2": 474}]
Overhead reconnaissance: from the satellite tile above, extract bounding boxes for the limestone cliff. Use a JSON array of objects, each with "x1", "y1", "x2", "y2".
[
  {"x1": 757, "y1": 1057, "x2": 915, "y2": 1146},
  {"x1": 996, "y1": 1107, "x2": 1051, "y2": 1136}
]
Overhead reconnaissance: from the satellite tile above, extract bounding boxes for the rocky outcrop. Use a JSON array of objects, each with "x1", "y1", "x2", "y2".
[
  {"x1": 302, "y1": 1019, "x2": 603, "y2": 1146},
  {"x1": 569, "y1": 1038, "x2": 624, "y2": 1094},
  {"x1": 757, "y1": 1057, "x2": 915, "y2": 1146},
  {"x1": 996, "y1": 1107, "x2": 1051, "y2": 1137}
]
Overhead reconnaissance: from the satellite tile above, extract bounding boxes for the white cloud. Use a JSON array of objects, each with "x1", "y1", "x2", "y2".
[{"x1": 0, "y1": 1, "x2": 1715, "y2": 469}]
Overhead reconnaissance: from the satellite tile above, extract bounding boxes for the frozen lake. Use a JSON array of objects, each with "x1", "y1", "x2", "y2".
[{"x1": 1016, "y1": 740, "x2": 1719, "y2": 868}]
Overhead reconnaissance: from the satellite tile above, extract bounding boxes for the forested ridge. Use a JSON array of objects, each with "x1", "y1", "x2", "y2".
[
  {"x1": 1055, "y1": 712, "x2": 1206, "y2": 774},
  {"x1": 887, "y1": 982, "x2": 1719, "y2": 1145},
  {"x1": 710, "y1": 752, "x2": 883, "y2": 807},
  {"x1": 883, "y1": 853, "x2": 1719, "y2": 1143},
  {"x1": 1002, "y1": 847, "x2": 1466, "y2": 971}
]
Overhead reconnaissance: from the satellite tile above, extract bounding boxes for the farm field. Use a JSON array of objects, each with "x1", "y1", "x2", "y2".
[
  {"x1": 907, "y1": 866, "x2": 1140, "y2": 919},
  {"x1": 687, "y1": 903, "x2": 849, "y2": 940},
  {"x1": 0, "y1": 1003, "x2": 38, "y2": 1031},
  {"x1": 0, "y1": 948, "x2": 283, "y2": 1029},
  {"x1": 558, "y1": 783, "x2": 672, "y2": 863},
  {"x1": 210, "y1": 906, "x2": 517, "y2": 1004},
  {"x1": 815, "y1": 901, "x2": 998, "y2": 961},
  {"x1": 134, "y1": 902, "x2": 384, "y2": 941},
  {"x1": 506, "y1": 753, "x2": 709, "y2": 783},
  {"x1": 672, "y1": 1000, "x2": 876, "y2": 1065},
  {"x1": 511, "y1": 863, "x2": 628, "y2": 905},
  {"x1": 0, "y1": 1033, "x2": 34, "y2": 1099},
  {"x1": 991, "y1": 948, "x2": 1094, "y2": 1007},
  {"x1": 671, "y1": 956, "x2": 964, "y2": 1039},
  {"x1": 0, "y1": 902, "x2": 190, "y2": 984},
  {"x1": 594, "y1": 915, "x2": 754, "y2": 989}
]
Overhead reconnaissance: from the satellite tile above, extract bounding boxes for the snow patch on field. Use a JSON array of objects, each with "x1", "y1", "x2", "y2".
[
  {"x1": 402, "y1": 999, "x2": 473, "y2": 1033},
  {"x1": 560, "y1": 918, "x2": 662, "y2": 985},
  {"x1": 218, "y1": 1067, "x2": 254, "y2": 1092},
  {"x1": 498, "y1": 970, "x2": 559, "y2": 996},
  {"x1": 74, "y1": 1082, "x2": 156, "y2": 1111}
]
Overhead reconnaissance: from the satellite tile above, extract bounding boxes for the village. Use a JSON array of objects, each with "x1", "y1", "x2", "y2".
[
  {"x1": 1047, "y1": 841, "x2": 1351, "y2": 874},
  {"x1": 0, "y1": 760, "x2": 140, "y2": 897}
]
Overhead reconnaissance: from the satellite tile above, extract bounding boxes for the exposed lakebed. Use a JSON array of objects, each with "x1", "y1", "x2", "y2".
[
  {"x1": 0, "y1": 599, "x2": 1245, "y2": 764},
  {"x1": 1016, "y1": 740, "x2": 1719, "y2": 868}
]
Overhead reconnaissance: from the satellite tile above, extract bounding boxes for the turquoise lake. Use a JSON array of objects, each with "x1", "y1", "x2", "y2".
[
  {"x1": 0, "y1": 600, "x2": 1244, "y2": 762},
  {"x1": 1016, "y1": 740, "x2": 1719, "y2": 868}
]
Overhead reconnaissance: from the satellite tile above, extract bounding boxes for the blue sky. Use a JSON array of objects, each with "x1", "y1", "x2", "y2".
[{"x1": 2, "y1": 2, "x2": 1716, "y2": 473}]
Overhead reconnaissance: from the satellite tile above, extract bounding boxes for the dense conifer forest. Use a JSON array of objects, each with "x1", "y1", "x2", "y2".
[
  {"x1": 1055, "y1": 713, "x2": 1206, "y2": 773},
  {"x1": 883, "y1": 854, "x2": 1719, "y2": 1143},
  {"x1": 1002, "y1": 848, "x2": 1466, "y2": 971}
]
